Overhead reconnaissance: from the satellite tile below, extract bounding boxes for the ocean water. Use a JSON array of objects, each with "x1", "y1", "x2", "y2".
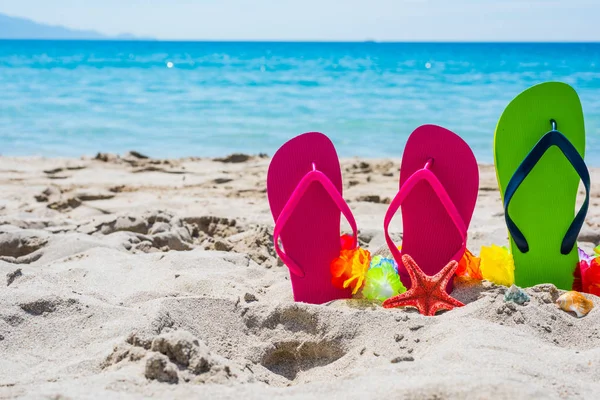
[{"x1": 0, "y1": 40, "x2": 599, "y2": 164}]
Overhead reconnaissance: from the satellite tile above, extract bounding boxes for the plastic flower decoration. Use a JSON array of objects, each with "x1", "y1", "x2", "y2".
[
  {"x1": 479, "y1": 244, "x2": 514, "y2": 287},
  {"x1": 574, "y1": 247, "x2": 593, "y2": 292},
  {"x1": 582, "y1": 259, "x2": 600, "y2": 297},
  {"x1": 369, "y1": 255, "x2": 399, "y2": 273},
  {"x1": 330, "y1": 234, "x2": 371, "y2": 294},
  {"x1": 340, "y1": 234, "x2": 355, "y2": 252},
  {"x1": 455, "y1": 249, "x2": 483, "y2": 281},
  {"x1": 579, "y1": 247, "x2": 595, "y2": 264},
  {"x1": 362, "y1": 256, "x2": 406, "y2": 301},
  {"x1": 575, "y1": 247, "x2": 600, "y2": 296},
  {"x1": 572, "y1": 260, "x2": 584, "y2": 292}
]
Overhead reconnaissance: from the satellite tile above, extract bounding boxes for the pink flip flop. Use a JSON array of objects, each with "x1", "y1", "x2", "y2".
[
  {"x1": 267, "y1": 132, "x2": 357, "y2": 304},
  {"x1": 384, "y1": 125, "x2": 479, "y2": 292}
]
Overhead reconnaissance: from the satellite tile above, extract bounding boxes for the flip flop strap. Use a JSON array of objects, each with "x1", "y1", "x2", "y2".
[
  {"x1": 504, "y1": 128, "x2": 590, "y2": 255},
  {"x1": 273, "y1": 167, "x2": 358, "y2": 278},
  {"x1": 383, "y1": 166, "x2": 467, "y2": 266}
]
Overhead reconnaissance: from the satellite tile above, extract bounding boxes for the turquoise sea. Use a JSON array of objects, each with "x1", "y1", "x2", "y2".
[{"x1": 0, "y1": 41, "x2": 599, "y2": 164}]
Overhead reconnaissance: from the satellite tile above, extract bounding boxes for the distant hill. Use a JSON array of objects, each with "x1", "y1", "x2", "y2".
[{"x1": 0, "y1": 13, "x2": 143, "y2": 40}]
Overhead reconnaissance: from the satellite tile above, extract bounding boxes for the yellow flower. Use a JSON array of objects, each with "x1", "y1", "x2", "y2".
[
  {"x1": 479, "y1": 244, "x2": 514, "y2": 287},
  {"x1": 341, "y1": 247, "x2": 371, "y2": 294}
]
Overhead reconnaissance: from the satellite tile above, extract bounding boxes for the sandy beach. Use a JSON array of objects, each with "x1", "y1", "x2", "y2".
[{"x1": 1, "y1": 151, "x2": 600, "y2": 399}]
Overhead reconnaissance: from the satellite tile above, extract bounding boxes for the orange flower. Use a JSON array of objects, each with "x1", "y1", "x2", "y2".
[
  {"x1": 455, "y1": 249, "x2": 482, "y2": 281},
  {"x1": 331, "y1": 249, "x2": 354, "y2": 289},
  {"x1": 330, "y1": 246, "x2": 371, "y2": 294}
]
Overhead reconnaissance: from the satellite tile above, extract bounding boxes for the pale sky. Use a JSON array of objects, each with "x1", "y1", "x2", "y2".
[{"x1": 1, "y1": 0, "x2": 598, "y2": 41}]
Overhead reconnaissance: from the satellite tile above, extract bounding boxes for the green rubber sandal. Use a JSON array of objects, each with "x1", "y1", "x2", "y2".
[{"x1": 494, "y1": 82, "x2": 590, "y2": 290}]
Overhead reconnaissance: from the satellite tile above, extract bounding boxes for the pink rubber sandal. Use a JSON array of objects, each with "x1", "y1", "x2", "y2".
[
  {"x1": 268, "y1": 132, "x2": 357, "y2": 304},
  {"x1": 384, "y1": 125, "x2": 479, "y2": 292}
]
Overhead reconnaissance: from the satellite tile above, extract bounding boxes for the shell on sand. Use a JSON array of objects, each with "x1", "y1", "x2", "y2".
[
  {"x1": 504, "y1": 284, "x2": 530, "y2": 305},
  {"x1": 556, "y1": 291, "x2": 593, "y2": 318}
]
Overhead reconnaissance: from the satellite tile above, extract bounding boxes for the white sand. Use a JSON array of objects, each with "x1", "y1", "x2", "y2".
[{"x1": 1, "y1": 152, "x2": 600, "y2": 399}]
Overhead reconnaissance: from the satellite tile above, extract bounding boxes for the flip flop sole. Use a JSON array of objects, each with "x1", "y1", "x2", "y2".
[
  {"x1": 397, "y1": 125, "x2": 479, "y2": 287},
  {"x1": 494, "y1": 82, "x2": 585, "y2": 289},
  {"x1": 267, "y1": 132, "x2": 352, "y2": 303}
]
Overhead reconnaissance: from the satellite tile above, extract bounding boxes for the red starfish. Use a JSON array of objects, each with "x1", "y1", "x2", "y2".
[{"x1": 383, "y1": 254, "x2": 464, "y2": 316}]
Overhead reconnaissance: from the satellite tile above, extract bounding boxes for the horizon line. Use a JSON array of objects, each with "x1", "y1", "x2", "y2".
[{"x1": 1, "y1": 38, "x2": 600, "y2": 44}]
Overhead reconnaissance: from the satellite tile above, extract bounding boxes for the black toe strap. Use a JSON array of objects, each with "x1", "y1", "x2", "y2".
[{"x1": 504, "y1": 121, "x2": 589, "y2": 255}]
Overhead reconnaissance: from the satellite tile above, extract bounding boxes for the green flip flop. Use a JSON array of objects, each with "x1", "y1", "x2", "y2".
[{"x1": 494, "y1": 82, "x2": 590, "y2": 290}]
